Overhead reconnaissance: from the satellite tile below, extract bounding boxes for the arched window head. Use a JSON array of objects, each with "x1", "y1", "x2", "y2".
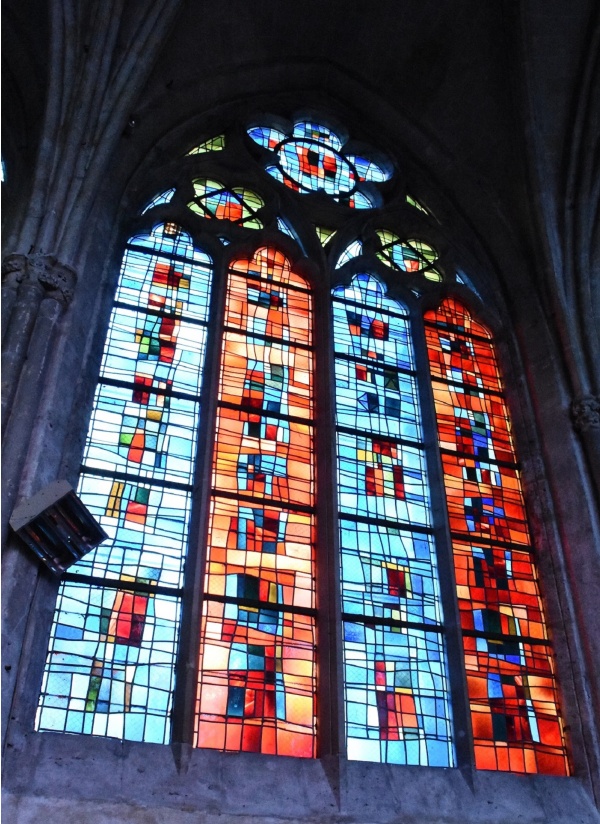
[{"x1": 37, "y1": 111, "x2": 569, "y2": 777}]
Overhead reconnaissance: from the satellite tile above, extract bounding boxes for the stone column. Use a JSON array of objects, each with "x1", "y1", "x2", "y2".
[
  {"x1": 1, "y1": 254, "x2": 76, "y2": 436},
  {"x1": 1, "y1": 0, "x2": 185, "y2": 748}
]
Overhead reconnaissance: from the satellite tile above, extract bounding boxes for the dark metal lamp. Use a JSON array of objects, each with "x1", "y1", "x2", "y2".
[{"x1": 9, "y1": 480, "x2": 108, "y2": 575}]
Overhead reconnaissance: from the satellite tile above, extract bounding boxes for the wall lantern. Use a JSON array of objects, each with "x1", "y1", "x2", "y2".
[{"x1": 9, "y1": 480, "x2": 108, "y2": 575}]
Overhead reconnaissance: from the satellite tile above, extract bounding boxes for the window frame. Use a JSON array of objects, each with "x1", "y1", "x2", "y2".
[{"x1": 25, "y1": 113, "x2": 579, "y2": 783}]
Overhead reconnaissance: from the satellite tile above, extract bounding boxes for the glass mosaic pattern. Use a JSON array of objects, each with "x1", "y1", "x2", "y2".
[
  {"x1": 425, "y1": 298, "x2": 569, "y2": 775},
  {"x1": 188, "y1": 179, "x2": 264, "y2": 228},
  {"x1": 333, "y1": 274, "x2": 453, "y2": 766},
  {"x1": 406, "y1": 194, "x2": 429, "y2": 215},
  {"x1": 315, "y1": 226, "x2": 335, "y2": 246},
  {"x1": 376, "y1": 231, "x2": 442, "y2": 282},
  {"x1": 277, "y1": 217, "x2": 296, "y2": 239},
  {"x1": 186, "y1": 135, "x2": 225, "y2": 155},
  {"x1": 335, "y1": 240, "x2": 363, "y2": 269},
  {"x1": 195, "y1": 247, "x2": 317, "y2": 757},
  {"x1": 344, "y1": 622, "x2": 452, "y2": 766},
  {"x1": 141, "y1": 188, "x2": 176, "y2": 214},
  {"x1": 37, "y1": 224, "x2": 213, "y2": 743},
  {"x1": 248, "y1": 119, "x2": 390, "y2": 209}
]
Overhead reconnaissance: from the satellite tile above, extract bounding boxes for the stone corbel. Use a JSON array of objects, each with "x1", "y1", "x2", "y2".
[
  {"x1": 571, "y1": 394, "x2": 600, "y2": 432},
  {"x1": 571, "y1": 393, "x2": 600, "y2": 500},
  {"x1": 2, "y1": 253, "x2": 77, "y2": 306}
]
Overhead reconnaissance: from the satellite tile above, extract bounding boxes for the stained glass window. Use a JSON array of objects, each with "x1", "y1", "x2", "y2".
[
  {"x1": 188, "y1": 179, "x2": 264, "y2": 228},
  {"x1": 406, "y1": 194, "x2": 429, "y2": 215},
  {"x1": 333, "y1": 274, "x2": 454, "y2": 766},
  {"x1": 335, "y1": 240, "x2": 363, "y2": 269},
  {"x1": 277, "y1": 217, "x2": 296, "y2": 239},
  {"x1": 37, "y1": 224, "x2": 213, "y2": 742},
  {"x1": 248, "y1": 118, "x2": 390, "y2": 209},
  {"x1": 194, "y1": 247, "x2": 317, "y2": 757},
  {"x1": 36, "y1": 114, "x2": 571, "y2": 778},
  {"x1": 376, "y1": 231, "x2": 442, "y2": 282},
  {"x1": 315, "y1": 226, "x2": 335, "y2": 246},
  {"x1": 186, "y1": 135, "x2": 226, "y2": 155},
  {"x1": 424, "y1": 298, "x2": 569, "y2": 775},
  {"x1": 141, "y1": 188, "x2": 176, "y2": 214}
]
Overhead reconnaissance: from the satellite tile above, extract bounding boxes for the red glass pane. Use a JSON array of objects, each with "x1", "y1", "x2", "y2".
[{"x1": 425, "y1": 298, "x2": 569, "y2": 775}]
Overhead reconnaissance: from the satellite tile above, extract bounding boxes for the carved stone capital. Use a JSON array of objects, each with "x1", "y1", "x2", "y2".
[
  {"x1": 34, "y1": 255, "x2": 77, "y2": 305},
  {"x1": 1, "y1": 253, "x2": 77, "y2": 305},
  {"x1": 571, "y1": 394, "x2": 600, "y2": 432},
  {"x1": 1, "y1": 254, "x2": 28, "y2": 291}
]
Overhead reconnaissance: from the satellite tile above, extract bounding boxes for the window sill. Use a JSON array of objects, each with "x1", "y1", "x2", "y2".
[{"x1": 3, "y1": 731, "x2": 598, "y2": 824}]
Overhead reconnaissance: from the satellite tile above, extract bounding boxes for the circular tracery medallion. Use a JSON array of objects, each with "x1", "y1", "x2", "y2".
[{"x1": 276, "y1": 138, "x2": 357, "y2": 196}]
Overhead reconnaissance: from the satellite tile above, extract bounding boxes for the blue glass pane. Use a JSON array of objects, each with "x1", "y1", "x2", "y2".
[
  {"x1": 345, "y1": 155, "x2": 390, "y2": 183},
  {"x1": 100, "y1": 308, "x2": 207, "y2": 395},
  {"x1": 340, "y1": 519, "x2": 442, "y2": 625},
  {"x1": 82, "y1": 384, "x2": 199, "y2": 484},
  {"x1": 334, "y1": 274, "x2": 453, "y2": 766},
  {"x1": 37, "y1": 582, "x2": 180, "y2": 744},
  {"x1": 344, "y1": 622, "x2": 453, "y2": 766},
  {"x1": 72, "y1": 476, "x2": 191, "y2": 588},
  {"x1": 247, "y1": 126, "x2": 287, "y2": 150},
  {"x1": 126, "y1": 225, "x2": 211, "y2": 269},
  {"x1": 334, "y1": 358, "x2": 421, "y2": 441},
  {"x1": 347, "y1": 191, "x2": 375, "y2": 210},
  {"x1": 337, "y1": 431, "x2": 431, "y2": 526},
  {"x1": 292, "y1": 121, "x2": 342, "y2": 150},
  {"x1": 38, "y1": 225, "x2": 214, "y2": 744},
  {"x1": 335, "y1": 240, "x2": 363, "y2": 269},
  {"x1": 332, "y1": 276, "x2": 413, "y2": 370},
  {"x1": 141, "y1": 189, "x2": 176, "y2": 214}
]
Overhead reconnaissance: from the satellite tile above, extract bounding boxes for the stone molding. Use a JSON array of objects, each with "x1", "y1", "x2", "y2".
[
  {"x1": 571, "y1": 394, "x2": 600, "y2": 432},
  {"x1": 1, "y1": 254, "x2": 77, "y2": 305}
]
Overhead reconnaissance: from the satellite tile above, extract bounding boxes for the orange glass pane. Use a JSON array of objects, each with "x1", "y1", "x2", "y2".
[
  {"x1": 440, "y1": 453, "x2": 530, "y2": 546},
  {"x1": 231, "y1": 246, "x2": 308, "y2": 288},
  {"x1": 453, "y1": 541, "x2": 546, "y2": 640},
  {"x1": 426, "y1": 298, "x2": 569, "y2": 775},
  {"x1": 203, "y1": 498, "x2": 315, "y2": 610},
  {"x1": 464, "y1": 635, "x2": 569, "y2": 775},
  {"x1": 225, "y1": 274, "x2": 312, "y2": 343},
  {"x1": 219, "y1": 332, "x2": 313, "y2": 417},
  {"x1": 212, "y1": 407, "x2": 313, "y2": 503},
  {"x1": 195, "y1": 601, "x2": 317, "y2": 756},
  {"x1": 430, "y1": 380, "x2": 514, "y2": 463},
  {"x1": 195, "y1": 247, "x2": 317, "y2": 756}
]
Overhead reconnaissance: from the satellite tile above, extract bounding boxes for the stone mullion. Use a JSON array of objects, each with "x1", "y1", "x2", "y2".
[{"x1": 314, "y1": 261, "x2": 343, "y2": 760}]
